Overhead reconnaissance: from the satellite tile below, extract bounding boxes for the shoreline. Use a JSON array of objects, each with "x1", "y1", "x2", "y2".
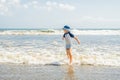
[{"x1": 0, "y1": 64, "x2": 120, "y2": 80}]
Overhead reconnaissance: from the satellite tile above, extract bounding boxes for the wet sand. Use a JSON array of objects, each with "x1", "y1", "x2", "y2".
[{"x1": 0, "y1": 64, "x2": 120, "y2": 80}]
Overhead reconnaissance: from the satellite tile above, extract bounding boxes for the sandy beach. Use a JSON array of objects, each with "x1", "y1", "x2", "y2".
[
  {"x1": 0, "y1": 0, "x2": 120, "y2": 80},
  {"x1": 0, "y1": 64, "x2": 120, "y2": 80}
]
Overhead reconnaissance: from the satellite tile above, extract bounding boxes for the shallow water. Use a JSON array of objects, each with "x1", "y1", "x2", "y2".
[
  {"x1": 0, "y1": 34, "x2": 119, "y2": 66},
  {"x1": 0, "y1": 64, "x2": 120, "y2": 80}
]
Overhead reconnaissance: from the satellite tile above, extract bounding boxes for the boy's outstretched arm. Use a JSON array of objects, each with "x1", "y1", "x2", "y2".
[{"x1": 74, "y1": 36, "x2": 80, "y2": 44}]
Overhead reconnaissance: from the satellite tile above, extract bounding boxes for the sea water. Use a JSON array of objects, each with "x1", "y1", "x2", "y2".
[{"x1": 0, "y1": 29, "x2": 120, "y2": 66}]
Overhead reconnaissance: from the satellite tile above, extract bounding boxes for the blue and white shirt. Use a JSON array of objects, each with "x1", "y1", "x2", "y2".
[{"x1": 63, "y1": 32, "x2": 74, "y2": 48}]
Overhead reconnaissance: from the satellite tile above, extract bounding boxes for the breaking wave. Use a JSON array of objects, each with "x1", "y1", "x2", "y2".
[
  {"x1": 0, "y1": 51, "x2": 120, "y2": 66},
  {"x1": 0, "y1": 29, "x2": 120, "y2": 35},
  {"x1": 0, "y1": 29, "x2": 119, "y2": 67}
]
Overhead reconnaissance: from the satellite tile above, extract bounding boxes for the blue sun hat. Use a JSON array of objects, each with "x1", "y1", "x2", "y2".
[{"x1": 63, "y1": 25, "x2": 70, "y2": 31}]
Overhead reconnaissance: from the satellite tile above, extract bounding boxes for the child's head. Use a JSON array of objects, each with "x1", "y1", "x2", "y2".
[{"x1": 63, "y1": 25, "x2": 70, "y2": 33}]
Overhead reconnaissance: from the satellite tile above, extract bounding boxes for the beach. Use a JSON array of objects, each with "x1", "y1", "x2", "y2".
[
  {"x1": 0, "y1": 0, "x2": 120, "y2": 79},
  {"x1": 0, "y1": 64, "x2": 120, "y2": 80}
]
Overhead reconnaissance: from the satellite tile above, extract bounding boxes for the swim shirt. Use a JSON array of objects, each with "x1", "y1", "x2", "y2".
[{"x1": 63, "y1": 32, "x2": 74, "y2": 45}]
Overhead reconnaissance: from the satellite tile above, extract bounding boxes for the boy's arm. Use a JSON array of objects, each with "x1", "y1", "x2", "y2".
[
  {"x1": 62, "y1": 33, "x2": 65, "y2": 40},
  {"x1": 62, "y1": 34, "x2": 65, "y2": 40},
  {"x1": 74, "y1": 36, "x2": 80, "y2": 44},
  {"x1": 69, "y1": 32, "x2": 80, "y2": 44}
]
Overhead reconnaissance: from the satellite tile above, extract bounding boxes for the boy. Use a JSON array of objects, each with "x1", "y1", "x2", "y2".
[{"x1": 62, "y1": 25, "x2": 80, "y2": 65}]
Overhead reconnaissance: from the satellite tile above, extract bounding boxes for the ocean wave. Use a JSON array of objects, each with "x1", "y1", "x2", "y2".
[
  {"x1": 0, "y1": 30, "x2": 56, "y2": 35},
  {"x1": 0, "y1": 29, "x2": 120, "y2": 35},
  {"x1": 71, "y1": 29, "x2": 120, "y2": 35},
  {"x1": 0, "y1": 52, "x2": 120, "y2": 67}
]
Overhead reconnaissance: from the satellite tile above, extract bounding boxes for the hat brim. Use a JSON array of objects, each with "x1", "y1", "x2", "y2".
[{"x1": 63, "y1": 28, "x2": 70, "y2": 31}]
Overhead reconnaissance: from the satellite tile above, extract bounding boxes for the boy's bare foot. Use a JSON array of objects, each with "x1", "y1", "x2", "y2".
[{"x1": 69, "y1": 62, "x2": 73, "y2": 65}]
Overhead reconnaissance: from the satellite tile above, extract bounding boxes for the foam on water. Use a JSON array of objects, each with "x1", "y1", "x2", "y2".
[
  {"x1": 0, "y1": 40, "x2": 119, "y2": 66},
  {"x1": 0, "y1": 32, "x2": 119, "y2": 66},
  {"x1": 72, "y1": 29, "x2": 120, "y2": 35},
  {"x1": 0, "y1": 50, "x2": 120, "y2": 66},
  {"x1": 0, "y1": 29, "x2": 120, "y2": 35}
]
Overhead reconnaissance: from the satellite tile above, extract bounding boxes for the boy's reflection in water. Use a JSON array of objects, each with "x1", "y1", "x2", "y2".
[{"x1": 64, "y1": 65, "x2": 77, "y2": 80}]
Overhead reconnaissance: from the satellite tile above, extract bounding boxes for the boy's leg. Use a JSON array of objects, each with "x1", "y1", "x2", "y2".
[
  {"x1": 66, "y1": 48, "x2": 72, "y2": 64},
  {"x1": 66, "y1": 49, "x2": 70, "y2": 59}
]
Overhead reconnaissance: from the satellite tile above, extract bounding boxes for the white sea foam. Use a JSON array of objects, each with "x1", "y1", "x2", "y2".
[
  {"x1": 0, "y1": 49, "x2": 120, "y2": 66},
  {"x1": 0, "y1": 29, "x2": 120, "y2": 35},
  {"x1": 0, "y1": 33, "x2": 119, "y2": 66},
  {"x1": 71, "y1": 29, "x2": 120, "y2": 35}
]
